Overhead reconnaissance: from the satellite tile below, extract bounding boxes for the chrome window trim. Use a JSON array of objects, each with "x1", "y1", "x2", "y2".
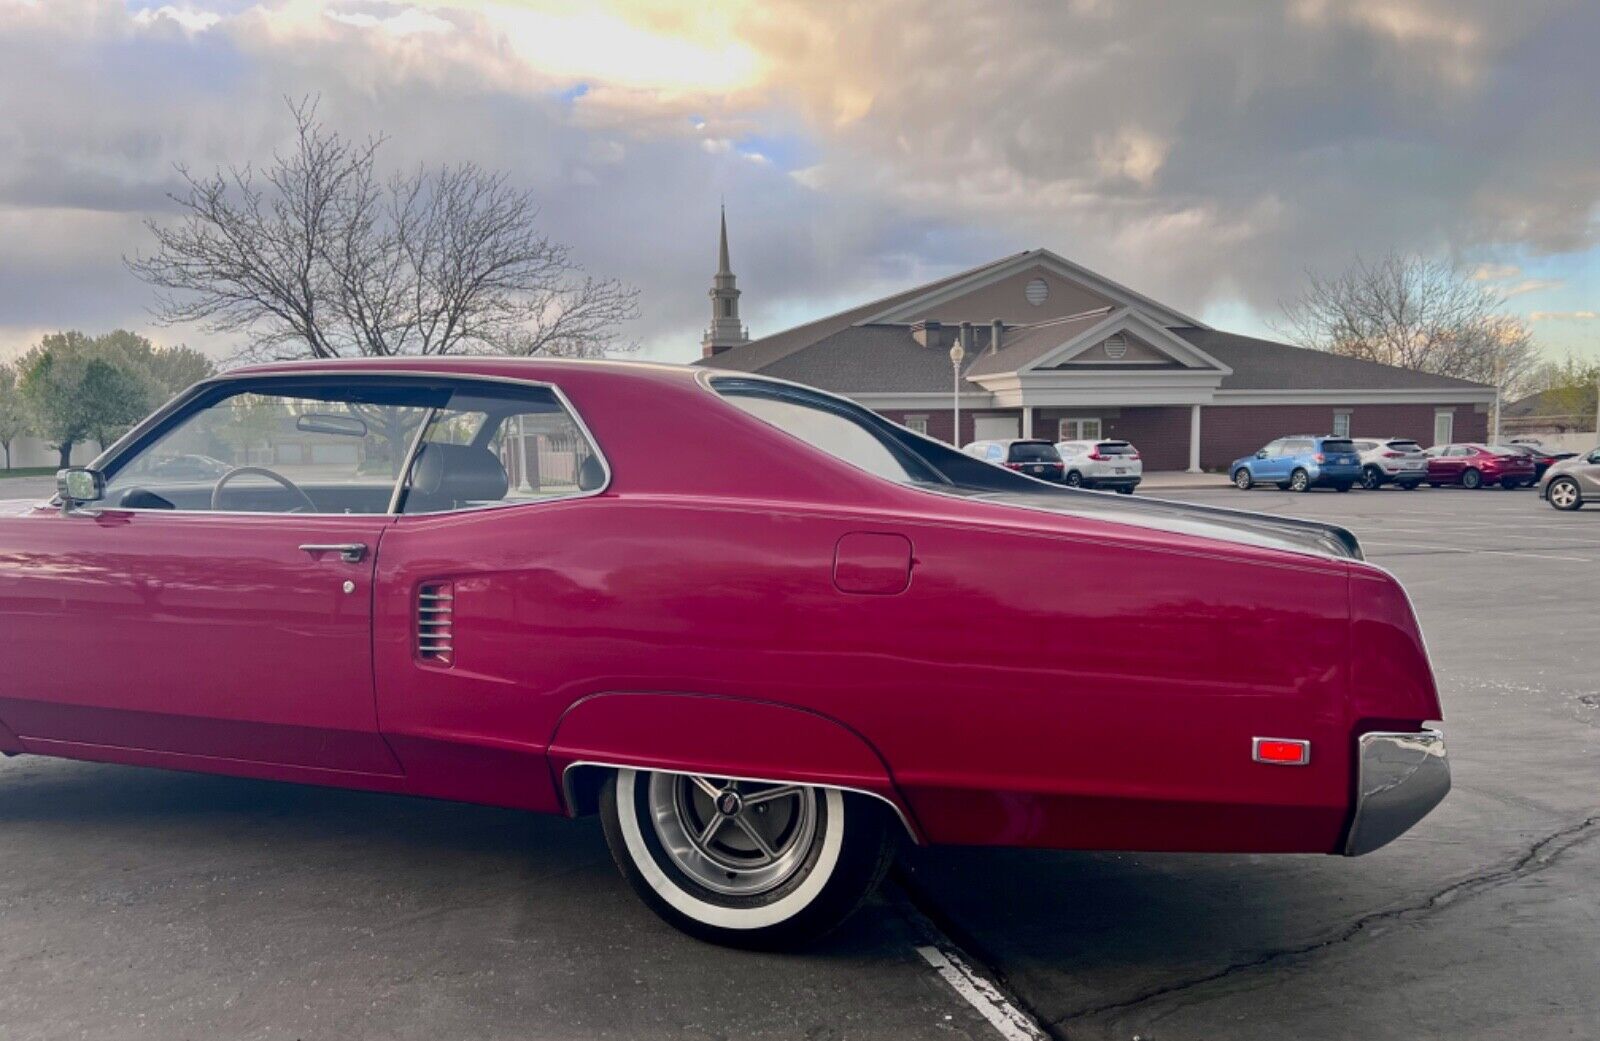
[
  {"x1": 559, "y1": 759, "x2": 922, "y2": 844},
  {"x1": 71, "y1": 369, "x2": 613, "y2": 519}
]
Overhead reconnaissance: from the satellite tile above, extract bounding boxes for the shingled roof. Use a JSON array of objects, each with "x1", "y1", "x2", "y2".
[{"x1": 1168, "y1": 329, "x2": 1492, "y2": 391}]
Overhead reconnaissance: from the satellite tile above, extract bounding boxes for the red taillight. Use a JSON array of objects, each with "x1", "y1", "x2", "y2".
[
  {"x1": 1087, "y1": 450, "x2": 1104, "y2": 461},
  {"x1": 1314, "y1": 453, "x2": 1326, "y2": 463},
  {"x1": 1253, "y1": 738, "x2": 1311, "y2": 766},
  {"x1": 1383, "y1": 451, "x2": 1404, "y2": 458},
  {"x1": 1130, "y1": 452, "x2": 1141, "y2": 460},
  {"x1": 1004, "y1": 462, "x2": 1023, "y2": 470}
]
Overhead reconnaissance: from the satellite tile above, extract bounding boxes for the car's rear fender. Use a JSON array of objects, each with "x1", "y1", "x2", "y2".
[
  {"x1": 547, "y1": 692, "x2": 921, "y2": 841},
  {"x1": 1347, "y1": 564, "x2": 1445, "y2": 728}
]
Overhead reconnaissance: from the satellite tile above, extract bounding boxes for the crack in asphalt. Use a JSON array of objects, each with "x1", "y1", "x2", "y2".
[{"x1": 1052, "y1": 814, "x2": 1600, "y2": 1029}]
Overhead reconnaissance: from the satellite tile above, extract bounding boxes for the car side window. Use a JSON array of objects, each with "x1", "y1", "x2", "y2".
[
  {"x1": 986, "y1": 444, "x2": 1004, "y2": 462},
  {"x1": 399, "y1": 386, "x2": 604, "y2": 514},
  {"x1": 102, "y1": 384, "x2": 432, "y2": 514}
]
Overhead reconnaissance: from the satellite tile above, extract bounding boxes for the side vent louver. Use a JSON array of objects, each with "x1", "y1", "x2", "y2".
[{"x1": 417, "y1": 581, "x2": 454, "y2": 665}]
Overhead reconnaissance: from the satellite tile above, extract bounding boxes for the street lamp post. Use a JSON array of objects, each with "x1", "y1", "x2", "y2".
[{"x1": 949, "y1": 339, "x2": 965, "y2": 447}]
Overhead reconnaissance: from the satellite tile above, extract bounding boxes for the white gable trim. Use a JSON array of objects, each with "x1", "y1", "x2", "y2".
[
  {"x1": 1023, "y1": 308, "x2": 1233, "y2": 375},
  {"x1": 857, "y1": 249, "x2": 1209, "y2": 330}
]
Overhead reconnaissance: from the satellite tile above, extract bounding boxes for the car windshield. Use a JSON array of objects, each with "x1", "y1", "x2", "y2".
[
  {"x1": 1007, "y1": 442, "x2": 1061, "y2": 463},
  {"x1": 1095, "y1": 441, "x2": 1136, "y2": 456},
  {"x1": 1320, "y1": 440, "x2": 1357, "y2": 454}
]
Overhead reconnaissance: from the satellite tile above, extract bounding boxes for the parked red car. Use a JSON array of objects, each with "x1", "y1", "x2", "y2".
[
  {"x1": 1424, "y1": 443, "x2": 1538, "y2": 489},
  {"x1": 0, "y1": 359, "x2": 1449, "y2": 947}
]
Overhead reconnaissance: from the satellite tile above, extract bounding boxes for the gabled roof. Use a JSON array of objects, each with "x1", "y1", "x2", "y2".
[
  {"x1": 694, "y1": 251, "x2": 1032, "y2": 374},
  {"x1": 859, "y1": 248, "x2": 1208, "y2": 330},
  {"x1": 1004, "y1": 308, "x2": 1231, "y2": 376},
  {"x1": 1170, "y1": 329, "x2": 1493, "y2": 392}
]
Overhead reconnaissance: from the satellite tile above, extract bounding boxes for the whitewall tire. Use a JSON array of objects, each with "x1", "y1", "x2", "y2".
[{"x1": 599, "y1": 769, "x2": 895, "y2": 948}]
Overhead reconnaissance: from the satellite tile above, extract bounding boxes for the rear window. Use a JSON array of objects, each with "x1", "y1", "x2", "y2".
[
  {"x1": 1007, "y1": 441, "x2": 1061, "y2": 463},
  {"x1": 1320, "y1": 440, "x2": 1357, "y2": 454},
  {"x1": 1095, "y1": 441, "x2": 1136, "y2": 457},
  {"x1": 1386, "y1": 441, "x2": 1422, "y2": 453}
]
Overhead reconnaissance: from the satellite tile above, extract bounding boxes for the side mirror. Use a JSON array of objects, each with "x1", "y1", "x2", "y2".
[
  {"x1": 1255, "y1": 450, "x2": 1269, "y2": 459},
  {"x1": 56, "y1": 467, "x2": 105, "y2": 516}
]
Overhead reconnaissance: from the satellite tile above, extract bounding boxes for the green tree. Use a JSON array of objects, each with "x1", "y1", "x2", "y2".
[
  {"x1": 0, "y1": 363, "x2": 29, "y2": 470},
  {"x1": 15, "y1": 332, "x2": 159, "y2": 469},
  {"x1": 98, "y1": 329, "x2": 216, "y2": 398}
]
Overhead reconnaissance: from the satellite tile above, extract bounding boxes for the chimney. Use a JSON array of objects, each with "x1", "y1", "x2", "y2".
[
  {"x1": 911, "y1": 319, "x2": 944, "y2": 348},
  {"x1": 959, "y1": 321, "x2": 974, "y2": 355},
  {"x1": 990, "y1": 318, "x2": 1004, "y2": 354}
]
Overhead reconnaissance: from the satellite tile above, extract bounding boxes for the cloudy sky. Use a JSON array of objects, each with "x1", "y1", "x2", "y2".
[{"x1": 1, "y1": 0, "x2": 1597, "y2": 366}]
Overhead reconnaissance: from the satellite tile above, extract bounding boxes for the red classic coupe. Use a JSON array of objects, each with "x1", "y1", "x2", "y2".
[{"x1": 0, "y1": 359, "x2": 1449, "y2": 947}]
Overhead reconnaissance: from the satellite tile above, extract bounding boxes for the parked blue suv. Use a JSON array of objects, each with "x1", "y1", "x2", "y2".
[{"x1": 1230, "y1": 436, "x2": 1362, "y2": 492}]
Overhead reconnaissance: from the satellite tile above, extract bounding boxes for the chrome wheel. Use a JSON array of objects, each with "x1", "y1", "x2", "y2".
[
  {"x1": 1290, "y1": 468, "x2": 1310, "y2": 492},
  {"x1": 1549, "y1": 478, "x2": 1581, "y2": 510},
  {"x1": 647, "y1": 773, "x2": 818, "y2": 897},
  {"x1": 1233, "y1": 468, "x2": 1253, "y2": 489}
]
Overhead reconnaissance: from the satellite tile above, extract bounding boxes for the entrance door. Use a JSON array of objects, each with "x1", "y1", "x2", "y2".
[{"x1": 1433, "y1": 410, "x2": 1454, "y2": 448}]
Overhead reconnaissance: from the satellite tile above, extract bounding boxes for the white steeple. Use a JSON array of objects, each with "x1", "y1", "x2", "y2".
[{"x1": 701, "y1": 205, "x2": 750, "y2": 357}]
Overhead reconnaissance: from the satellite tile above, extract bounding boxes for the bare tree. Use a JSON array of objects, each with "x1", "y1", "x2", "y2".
[
  {"x1": 1276, "y1": 253, "x2": 1539, "y2": 397},
  {"x1": 128, "y1": 97, "x2": 638, "y2": 362}
]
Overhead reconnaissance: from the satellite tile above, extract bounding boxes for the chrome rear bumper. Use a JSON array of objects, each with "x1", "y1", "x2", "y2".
[{"x1": 1343, "y1": 729, "x2": 1450, "y2": 856}]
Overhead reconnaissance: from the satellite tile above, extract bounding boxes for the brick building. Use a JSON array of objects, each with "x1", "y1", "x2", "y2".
[{"x1": 694, "y1": 230, "x2": 1492, "y2": 471}]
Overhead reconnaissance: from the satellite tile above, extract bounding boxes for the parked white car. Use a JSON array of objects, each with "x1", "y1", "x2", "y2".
[
  {"x1": 1351, "y1": 437, "x2": 1427, "y2": 490},
  {"x1": 1054, "y1": 439, "x2": 1142, "y2": 493}
]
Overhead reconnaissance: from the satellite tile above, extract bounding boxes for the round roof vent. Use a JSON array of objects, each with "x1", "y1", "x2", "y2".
[
  {"x1": 1104, "y1": 334, "x2": 1128, "y2": 360},
  {"x1": 1024, "y1": 278, "x2": 1049, "y2": 306}
]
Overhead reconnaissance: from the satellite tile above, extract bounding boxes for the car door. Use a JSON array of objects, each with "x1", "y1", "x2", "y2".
[
  {"x1": 1430, "y1": 445, "x2": 1463, "y2": 482},
  {"x1": 0, "y1": 375, "x2": 440, "y2": 776},
  {"x1": 1576, "y1": 448, "x2": 1600, "y2": 495}
]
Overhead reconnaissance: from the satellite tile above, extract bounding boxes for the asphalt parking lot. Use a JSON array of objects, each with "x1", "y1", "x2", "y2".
[{"x1": 1, "y1": 482, "x2": 1596, "y2": 1040}]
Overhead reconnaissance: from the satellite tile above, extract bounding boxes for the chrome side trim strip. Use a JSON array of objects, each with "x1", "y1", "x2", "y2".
[{"x1": 558, "y1": 759, "x2": 922, "y2": 844}]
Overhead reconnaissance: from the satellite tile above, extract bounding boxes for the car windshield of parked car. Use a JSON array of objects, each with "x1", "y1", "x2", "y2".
[
  {"x1": 1388, "y1": 440, "x2": 1423, "y2": 452},
  {"x1": 1007, "y1": 441, "x2": 1061, "y2": 463},
  {"x1": 714, "y1": 381, "x2": 939, "y2": 485},
  {"x1": 103, "y1": 385, "x2": 432, "y2": 513}
]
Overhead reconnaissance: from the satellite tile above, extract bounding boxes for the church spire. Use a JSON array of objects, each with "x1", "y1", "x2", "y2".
[
  {"x1": 702, "y1": 204, "x2": 750, "y2": 358},
  {"x1": 717, "y1": 205, "x2": 732, "y2": 276}
]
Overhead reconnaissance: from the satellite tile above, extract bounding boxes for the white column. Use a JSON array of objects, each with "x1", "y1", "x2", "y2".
[
  {"x1": 1021, "y1": 406, "x2": 1033, "y2": 439},
  {"x1": 1187, "y1": 405, "x2": 1203, "y2": 473}
]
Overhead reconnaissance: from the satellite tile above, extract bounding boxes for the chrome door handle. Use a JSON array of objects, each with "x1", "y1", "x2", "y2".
[{"x1": 299, "y1": 543, "x2": 368, "y2": 563}]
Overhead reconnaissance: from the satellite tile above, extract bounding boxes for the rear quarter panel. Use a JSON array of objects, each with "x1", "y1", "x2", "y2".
[{"x1": 372, "y1": 491, "x2": 1355, "y2": 853}]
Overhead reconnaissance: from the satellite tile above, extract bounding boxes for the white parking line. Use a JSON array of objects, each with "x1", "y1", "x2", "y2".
[
  {"x1": 1360, "y1": 526, "x2": 1600, "y2": 546},
  {"x1": 1359, "y1": 539, "x2": 1593, "y2": 562},
  {"x1": 917, "y1": 945, "x2": 1050, "y2": 1041}
]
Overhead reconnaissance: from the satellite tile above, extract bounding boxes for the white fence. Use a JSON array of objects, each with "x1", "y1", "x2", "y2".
[{"x1": 2, "y1": 436, "x2": 103, "y2": 470}]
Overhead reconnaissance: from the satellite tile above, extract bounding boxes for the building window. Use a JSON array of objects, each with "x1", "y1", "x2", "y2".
[
  {"x1": 1332, "y1": 411, "x2": 1351, "y2": 438},
  {"x1": 904, "y1": 414, "x2": 929, "y2": 437},
  {"x1": 1433, "y1": 409, "x2": 1454, "y2": 447},
  {"x1": 1059, "y1": 417, "x2": 1102, "y2": 441}
]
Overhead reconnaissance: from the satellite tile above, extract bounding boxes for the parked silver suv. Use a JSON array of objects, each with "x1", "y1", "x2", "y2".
[
  {"x1": 1054, "y1": 439, "x2": 1142, "y2": 493},
  {"x1": 1539, "y1": 445, "x2": 1600, "y2": 510},
  {"x1": 1352, "y1": 437, "x2": 1427, "y2": 490}
]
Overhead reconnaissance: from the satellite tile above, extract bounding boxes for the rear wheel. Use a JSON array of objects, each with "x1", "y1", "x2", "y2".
[
  {"x1": 1360, "y1": 466, "x2": 1384, "y2": 490},
  {"x1": 1232, "y1": 468, "x2": 1254, "y2": 490},
  {"x1": 599, "y1": 770, "x2": 894, "y2": 949},
  {"x1": 1462, "y1": 468, "x2": 1482, "y2": 489},
  {"x1": 1548, "y1": 477, "x2": 1582, "y2": 511},
  {"x1": 1065, "y1": 470, "x2": 1083, "y2": 487},
  {"x1": 1290, "y1": 468, "x2": 1311, "y2": 493}
]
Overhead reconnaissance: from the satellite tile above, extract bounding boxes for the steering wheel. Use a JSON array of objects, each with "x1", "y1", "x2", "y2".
[{"x1": 211, "y1": 466, "x2": 318, "y2": 513}]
